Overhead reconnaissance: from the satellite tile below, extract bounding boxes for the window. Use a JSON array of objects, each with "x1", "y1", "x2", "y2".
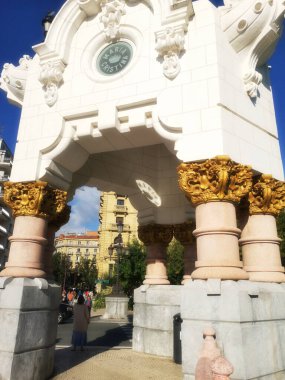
[
  {"x1": 116, "y1": 216, "x2": 124, "y2": 225},
  {"x1": 117, "y1": 199, "x2": 125, "y2": 206}
]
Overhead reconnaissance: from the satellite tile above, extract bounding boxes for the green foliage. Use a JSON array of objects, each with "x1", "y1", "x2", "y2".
[
  {"x1": 52, "y1": 252, "x2": 72, "y2": 288},
  {"x1": 76, "y1": 257, "x2": 98, "y2": 290},
  {"x1": 167, "y1": 239, "x2": 184, "y2": 285},
  {"x1": 119, "y1": 239, "x2": 146, "y2": 306},
  {"x1": 93, "y1": 294, "x2": 106, "y2": 310},
  {"x1": 277, "y1": 210, "x2": 285, "y2": 263}
]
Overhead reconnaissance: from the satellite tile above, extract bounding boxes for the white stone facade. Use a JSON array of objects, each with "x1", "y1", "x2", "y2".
[{"x1": 0, "y1": 0, "x2": 283, "y2": 227}]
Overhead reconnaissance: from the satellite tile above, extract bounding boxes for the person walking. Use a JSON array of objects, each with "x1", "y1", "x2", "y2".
[{"x1": 71, "y1": 294, "x2": 90, "y2": 351}]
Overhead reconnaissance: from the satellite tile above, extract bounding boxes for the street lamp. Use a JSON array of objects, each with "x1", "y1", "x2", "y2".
[
  {"x1": 108, "y1": 222, "x2": 125, "y2": 296},
  {"x1": 42, "y1": 11, "x2": 56, "y2": 37}
]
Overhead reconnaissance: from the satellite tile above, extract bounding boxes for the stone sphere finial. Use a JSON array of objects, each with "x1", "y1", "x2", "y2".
[{"x1": 212, "y1": 356, "x2": 234, "y2": 380}]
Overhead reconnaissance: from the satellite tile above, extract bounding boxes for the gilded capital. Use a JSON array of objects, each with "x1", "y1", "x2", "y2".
[
  {"x1": 4, "y1": 181, "x2": 68, "y2": 220},
  {"x1": 177, "y1": 156, "x2": 252, "y2": 205},
  {"x1": 249, "y1": 174, "x2": 285, "y2": 216},
  {"x1": 173, "y1": 221, "x2": 195, "y2": 245},
  {"x1": 138, "y1": 224, "x2": 173, "y2": 246},
  {"x1": 49, "y1": 205, "x2": 71, "y2": 229}
]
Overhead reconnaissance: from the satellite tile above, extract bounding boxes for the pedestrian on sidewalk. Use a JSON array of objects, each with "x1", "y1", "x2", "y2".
[{"x1": 71, "y1": 294, "x2": 90, "y2": 351}]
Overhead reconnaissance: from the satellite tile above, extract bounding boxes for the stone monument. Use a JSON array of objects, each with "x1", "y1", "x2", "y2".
[{"x1": 0, "y1": 0, "x2": 285, "y2": 379}]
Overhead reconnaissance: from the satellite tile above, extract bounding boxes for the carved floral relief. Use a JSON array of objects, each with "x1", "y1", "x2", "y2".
[{"x1": 177, "y1": 156, "x2": 252, "y2": 205}]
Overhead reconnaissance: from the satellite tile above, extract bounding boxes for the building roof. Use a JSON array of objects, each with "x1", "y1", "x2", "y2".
[{"x1": 56, "y1": 231, "x2": 99, "y2": 240}]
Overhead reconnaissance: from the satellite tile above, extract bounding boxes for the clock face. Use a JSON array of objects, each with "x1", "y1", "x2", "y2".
[{"x1": 97, "y1": 41, "x2": 133, "y2": 76}]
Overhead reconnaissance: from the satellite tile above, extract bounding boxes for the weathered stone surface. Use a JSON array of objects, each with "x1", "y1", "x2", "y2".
[
  {"x1": 102, "y1": 296, "x2": 129, "y2": 320},
  {"x1": 133, "y1": 285, "x2": 182, "y2": 357},
  {"x1": 0, "y1": 278, "x2": 60, "y2": 380},
  {"x1": 181, "y1": 280, "x2": 285, "y2": 380}
]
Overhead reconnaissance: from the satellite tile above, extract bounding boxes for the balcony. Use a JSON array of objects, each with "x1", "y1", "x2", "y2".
[
  {"x1": 109, "y1": 223, "x2": 130, "y2": 232},
  {"x1": 114, "y1": 205, "x2": 128, "y2": 213},
  {"x1": 55, "y1": 241, "x2": 98, "y2": 248},
  {"x1": 0, "y1": 207, "x2": 10, "y2": 219}
]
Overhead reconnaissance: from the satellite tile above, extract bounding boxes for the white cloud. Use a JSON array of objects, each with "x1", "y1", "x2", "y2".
[{"x1": 58, "y1": 186, "x2": 100, "y2": 234}]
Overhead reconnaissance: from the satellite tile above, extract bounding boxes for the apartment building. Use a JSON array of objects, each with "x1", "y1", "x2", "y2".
[
  {"x1": 54, "y1": 231, "x2": 99, "y2": 268},
  {"x1": 97, "y1": 192, "x2": 138, "y2": 278},
  {"x1": 0, "y1": 138, "x2": 13, "y2": 270}
]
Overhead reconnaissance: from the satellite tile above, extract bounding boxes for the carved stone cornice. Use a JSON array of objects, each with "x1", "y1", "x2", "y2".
[
  {"x1": 221, "y1": 0, "x2": 285, "y2": 99},
  {"x1": 39, "y1": 60, "x2": 65, "y2": 107},
  {"x1": 249, "y1": 174, "x2": 285, "y2": 216},
  {"x1": 100, "y1": 0, "x2": 126, "y2": 42},
  {"x1": 177, "y1": 156, "x2": 252, "y2": 205},
  {"x1": 4, "y1": 181, "x2": 68, "y2": 220},
  {"x1": 138, "y1": 224, "x2": 173, "y2": 246},
  {"x1": 155, "y1": 26, "x2": 185, "y2": 79},
  {"x1": 173, "y1": 221, "x2": 195, "y2": 244},
  {"x1": 0, "y1": 55, "x2": 31, "y2": 106}
]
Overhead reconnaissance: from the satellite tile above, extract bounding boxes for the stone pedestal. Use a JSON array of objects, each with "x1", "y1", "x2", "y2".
[
  {"x1": 133, "y1": 285, "x2": 181, "y2": 357},
  {"x1": 101, "y1": 296, "x2": 129, "y2": 320},
  {"x1": 0, "y1": 277, "x2": 60, "y2": 380},
  {"x1": 181, "y1": 280, "x2": 285, "y2": 380}
]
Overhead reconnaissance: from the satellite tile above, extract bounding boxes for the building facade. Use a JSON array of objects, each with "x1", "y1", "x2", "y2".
[
  {"x1": 97, "y1": 192, "x2": 138, "y2": 278},
  {"x1": 54, "y1": 231, "x2": 99, "y2": 268},
  {"x1": 0, "y1": 138, "x2": 13, "y2": 271}
]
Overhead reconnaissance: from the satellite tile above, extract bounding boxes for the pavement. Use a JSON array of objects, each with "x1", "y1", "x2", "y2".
[{"x1": 51, "y1": 309, "x2": 183, "y2": 380}]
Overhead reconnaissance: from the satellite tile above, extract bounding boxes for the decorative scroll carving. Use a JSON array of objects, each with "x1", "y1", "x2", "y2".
[
  {"x1": 4, "y1": 181, "x2": 68, "y2": 221},
  {"x1": 77, "y1": 0, "x2": 101, "y2": 16},
  {"x1": 0, "y1": 55, "x2": 31, "y2": 106},
  {"x1": 173, "y1": 221, "x2": 195, "y2": 244},
  {"x1": 138, "y1": 224, "x2": 173, "y2": 246},
  {"x1": 177, "y1": 156, "x2": 252, "y2": 205},
  {"x1": 100, "y1": 0, "x2": 126, "y2": 42},
  {"x1": 39, "y1": 60, "x2": 65, "y2": 107},
  {"x1": 248, "y1": 174, "x2": 285, "y2": 216},
  {"x1": 221, "y1": 0, "x2": 285, "y2": 98},
  {"x1": 156, "y1": 26, "x2": 185, "y2": 79}
]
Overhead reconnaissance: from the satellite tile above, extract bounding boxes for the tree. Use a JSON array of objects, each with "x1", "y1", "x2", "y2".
[
  {"x1": 52, "y1": 252, "x2": 72, "y2": 289},
  {"x1": 76, "y1": 257, "x2": 98, "y2": 290},
  {"x1": 277, "y1": 210, "x2": 285, "y2": 264},
  {"x1": 119, "y1": 239, "x2": 146, "y2": 306},
  {"x1": 167, "y1": 238, "x2": 184, "y2": 285}
]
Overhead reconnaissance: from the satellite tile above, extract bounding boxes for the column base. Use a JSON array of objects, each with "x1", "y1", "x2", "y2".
[
  {"x1": 182, "y1": 275, "x2": 192, "y2": 284},
  {"x1": 0, "y1": 267, "x2": 46, "y2": 278},
  {"x1": 244, "y1": 270, "x2": 285, "y2": 283},
  {"x1": 0, "y1": 278, "x2": 60, "y2": 380},
  {"x1": 191, "y1": 267, "x2": 249, "y2": 280},
  {"x1": 143, "y1": 277, "x2": 170, "y2": 285}
]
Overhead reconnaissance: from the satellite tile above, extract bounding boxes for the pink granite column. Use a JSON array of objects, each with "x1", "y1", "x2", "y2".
[
  {"x1": 177, "y1": 156, "x2": 252, "y2": 280},
  {"x1": 240, "y1": 174, "x2": 285, "y2": 282},
  {"x1": 0, "y1": 181, "x2": 68, "y2": 278},
  {"x1": 174, "y1": 221, "x2": 196, "y2": 284},
  {"x1": 138, "y1": 223, "x2": 173, "y2": 285}
]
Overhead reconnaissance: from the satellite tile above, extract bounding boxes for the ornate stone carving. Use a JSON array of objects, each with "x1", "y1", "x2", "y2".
[
  {"x1": 49, "y1": 205, "x2": 71, "y2": 229},
  {"x1": 0, "y1": 55, "x2": 31, "y2": 106},
  {"x1": 221, "y1": 0, "x2": 285, "y2": 98},
  {"x1": 155, "y1": 26, "x2": 185, "y2": 79},
  {"x1": 39, "y1": 60, "x2": 65, "y2": 107},
  {"x1": 4, "y1": 181, "x2": 68, "y2": 220},
  {"x1": 138, "y1": 224, "x2": 173, "y2": 246},
  {"x1": 77, "y1": 0, "x2": 101, "y2": 17},
  {"x1": 173, "y1": 221, "x2": 195, "y2": 244},
  {"x1": 177, "y1": 156, "x2": 252, "y2": 205},
  {"x1": 100, "y1": 0, "x2": 126, "y2": 42},
  {"x1": 248, "y1": 174, "x2": 285, "y2": 216}
]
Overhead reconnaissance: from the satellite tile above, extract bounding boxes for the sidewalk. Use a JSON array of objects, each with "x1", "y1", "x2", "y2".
[{"x1": 51, "y1": 308, "x2": 182, "y2": 380}]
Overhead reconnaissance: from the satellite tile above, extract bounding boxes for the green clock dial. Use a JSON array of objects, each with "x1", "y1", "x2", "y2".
[{"x1": 97, "y1": 41, "x2": 133, "y2": 76}]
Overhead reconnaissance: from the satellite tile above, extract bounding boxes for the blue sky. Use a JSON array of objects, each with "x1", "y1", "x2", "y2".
[{"x1": 0, "y1": 1, "x2": 284, "y2": 232}]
